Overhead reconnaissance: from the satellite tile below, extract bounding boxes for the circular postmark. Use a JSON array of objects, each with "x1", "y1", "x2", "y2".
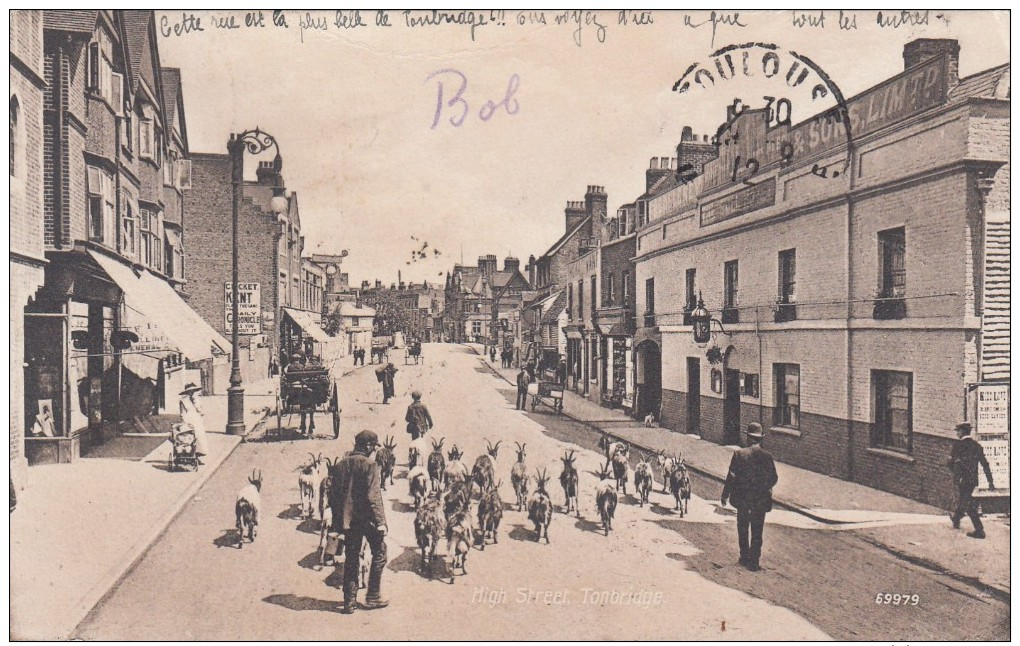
[{"x1": 670, "y1": 42, "x2": 854, "y2": 186}]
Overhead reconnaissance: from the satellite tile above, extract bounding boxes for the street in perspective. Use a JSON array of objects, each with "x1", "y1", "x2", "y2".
[{"x1": 8, "y1": 9, "x2": 1011, "y2": 643}]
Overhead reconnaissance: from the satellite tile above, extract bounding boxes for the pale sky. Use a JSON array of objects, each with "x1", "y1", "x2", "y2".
[{"x1": 156, "y1": 9, "x2": 1010, "y2": 287}]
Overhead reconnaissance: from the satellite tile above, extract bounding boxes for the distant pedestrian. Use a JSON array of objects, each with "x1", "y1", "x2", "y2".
[
  {"x1": 489, "y1": 345, "x2": 497, "y2": 362},
  {"x1": 525, "y1": 361, "x2": 536, "y2": 382},
  {"x1": 330, "y1": 430, "x2": 389, "y2": 614},
  {"x1": 555, "y1": 358, "x2": 567, "y2": 386},
  {"x1": 516, "y1": 367, "x2": 530, "y2": 410},
  {"x1": 721, "y1": 423, "x2": 778, "y2": 571},
  {"x1": 178, "y1": 382, "x2": 209, "y2": 462},
  {"x1": 405, "y1": 391, "x2": 433, "y2": 440},
  {"x1": 948, "y1": 422, "x2": 995, "y2": 539},
  {"x1": 377, "y1": 362, "x2": 397, "y2": 404}
]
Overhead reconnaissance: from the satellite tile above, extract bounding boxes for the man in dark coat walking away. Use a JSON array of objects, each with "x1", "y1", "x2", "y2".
[
  {"x1": 376, "y1": 362, "x2": 397, "y2": 404},
  {"x1": 405, "y1": 391, "x2": 433, "y2": 440},
  {"x1": 948, "y1": 422, "x2": 995, "y2": 538},
  {"x1": 331, "y1": 430, "x2": 389, "y2": 614},
  {"x1": 516, "y1": 367, "x2": 531, "y2": 410},
  {"x1": 721, "y1": 423, "x2": 779, "y2": 571}
]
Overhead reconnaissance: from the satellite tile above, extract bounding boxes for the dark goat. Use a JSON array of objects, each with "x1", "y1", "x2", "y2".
[{"x1": 558, "y1": 450, "x2": 579, "y2": 516}]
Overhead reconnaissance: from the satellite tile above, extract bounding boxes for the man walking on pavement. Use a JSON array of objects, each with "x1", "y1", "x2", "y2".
[
  {"x1": 948, "y1": 422, "x2": 995, "y2": 538},
  {"x1": 330, "y1": 430, "x2": 389, "y2": 614},
  {"x1": 721, "y1": 423, "x2": 778, "y2": 571},
  {"x1": 405, "y1": 391, "x2": 433, "y2": 440},
  {"x1": 516, "y1": 366, "x2": 531, "y2": 410}
]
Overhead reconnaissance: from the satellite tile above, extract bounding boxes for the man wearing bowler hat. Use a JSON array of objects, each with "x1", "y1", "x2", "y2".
[
  {"x1": 947, "y1": 421, "x2": 995, "y2": 539},
  {"x1": 721, "y1": 422, "x2": 778, "y2": 571},
  {"x1": 331, "y1": 430, "x2": 389, "y2": 613}
]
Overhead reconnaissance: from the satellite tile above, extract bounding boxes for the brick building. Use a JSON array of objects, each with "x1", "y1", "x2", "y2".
[
  {"x1": 634, "y1": 39, "x2": 1009, "y2": 509},
  {"x1": 184, "y1": 151, "x2": 319, "y2": 379},
  {"x1": 445, "y1": 256, "x2": 530, "y2": 345},
  {"x1": 26, "y1": 11, "x2": 224, "y2": 465},
  {"x1": 10, "y1": 10, "x2": 47, "y2": 482}
]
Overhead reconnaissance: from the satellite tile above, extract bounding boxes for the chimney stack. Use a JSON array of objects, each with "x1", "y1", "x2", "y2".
[
  {"x1": 478, "y1": 254, "x2": 498, "y2": 278},
  {"x1": 255, "y1": 152, "x2": 285, "y2": 187},
  {"x1": 676, "y1": 125, "x2": 718, "y2": 180},
  {"x1": 903, "y1": 38, "x2": 959, "y2": 85},
  {"x1": 503, "y1": 256, "x2": 520, "y2": 275},
  {"x1": 585, "y1": 185, "x2": 608, "y2": 223},
  {"x1": 375, "y1": 279, "x2": 382, "y2": 289}
]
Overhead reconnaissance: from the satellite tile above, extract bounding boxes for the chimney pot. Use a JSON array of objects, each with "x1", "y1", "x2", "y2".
[{"x1": 903, "y1": 38, "x2": 959, "y2": 84}]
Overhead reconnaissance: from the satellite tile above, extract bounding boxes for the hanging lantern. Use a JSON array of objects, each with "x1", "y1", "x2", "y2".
[{"x1": 691, "y1": 292, "x2": 712, "y2": 344}]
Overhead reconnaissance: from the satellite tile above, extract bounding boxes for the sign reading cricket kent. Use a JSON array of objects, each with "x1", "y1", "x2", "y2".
[{"x1": 225, "y1": 282, "x2": 262, "y2": 335}]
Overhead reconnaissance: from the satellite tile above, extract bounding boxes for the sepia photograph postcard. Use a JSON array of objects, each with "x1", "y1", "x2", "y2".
[{"x1": 7, "y1": 7, "x2": 1011, "y2": 642}]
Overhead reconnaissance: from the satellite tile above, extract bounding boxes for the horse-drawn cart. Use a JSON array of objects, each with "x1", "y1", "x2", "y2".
[
  {"x1": 404, "y1": 341, "x2": 424, "y2": 365},
  {"x1": 276, "y1": 365, "x2": 341, "y2": 438},
  {"x1": 528, "y1": 380, "x2": 564, "y2": 413}
]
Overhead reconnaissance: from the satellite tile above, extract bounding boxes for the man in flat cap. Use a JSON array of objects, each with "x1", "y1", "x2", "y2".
[
  {"x1": 721, "y1": 423, "x2": 779, "y2": 571},
  {"x1": 330, "y1": 430, "x2": 389, "y2": 613},
  {"x1": 948, "y1": 422, "x2": 995, "y2": 539}
]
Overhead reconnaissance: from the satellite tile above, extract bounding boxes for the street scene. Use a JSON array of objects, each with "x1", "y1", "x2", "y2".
[{"x1": 8, "y1": 9, "x2": 1011, "y2": 643}]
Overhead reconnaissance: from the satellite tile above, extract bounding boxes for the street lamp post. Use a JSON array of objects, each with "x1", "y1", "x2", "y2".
[{"x1": 226, "y1": 129, "x2": 286, "y2": 435}]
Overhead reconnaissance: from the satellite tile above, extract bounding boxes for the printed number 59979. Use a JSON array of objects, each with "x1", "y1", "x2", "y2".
[{"x1": 875, "y1": 593, "x2": 919, "y2": 606}]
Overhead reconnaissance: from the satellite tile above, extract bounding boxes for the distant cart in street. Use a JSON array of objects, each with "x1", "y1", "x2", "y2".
[
  {"x1": 529, "y1": 380, "x2": 564, "y2": 414},
  {"x1": 274, "y1": 364, "x2": 341, "y2": 439},
  {"x1": 405, "y1": 340, "x2": 424, "y2": 365}
]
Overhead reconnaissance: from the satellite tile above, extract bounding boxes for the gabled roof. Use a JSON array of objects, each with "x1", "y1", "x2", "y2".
[
  {"x1": 122, "y1": 11, "x2": 151, "y2": 92},
  {"x1": 539, "y1": 215, "x2": 591, "y2": 261},
  {"x1": 948, "y1": 63, "x2": 1010, "y2": 105},
  {"x1": 44, "y1": 10, "x2": 99, "y2": 33},
  {"x1": 540, "y1": 290, "x2": 568, "y2": 324},
  {"x1": 161, "y1": 67, "x2": 181, "y2": 130}
]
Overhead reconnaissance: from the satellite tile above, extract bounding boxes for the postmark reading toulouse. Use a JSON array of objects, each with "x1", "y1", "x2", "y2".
[{"x1": 671, "y1": 42, "x2": 855, "y2": 186}]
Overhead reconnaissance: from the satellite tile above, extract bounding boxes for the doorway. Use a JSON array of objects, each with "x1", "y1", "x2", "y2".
[
  {"x1": 723, "y1": 368, "x2": 741, "y2": 445},
  {"x1": 636, "y1": 341, "x2": 662, "y2": 420},
  {"x1": 686, "y1": 357, "x2": 701, "y2": 435}
]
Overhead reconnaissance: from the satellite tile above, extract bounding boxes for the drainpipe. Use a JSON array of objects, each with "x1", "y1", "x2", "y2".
[
  {"x1": 53, "y1": 39, "x2": 66, "y2": 250},
  {"x1": 757, "y1": 306, "x2": 764, "y2": 429},
  {"x1": 845, "y1": 144, "x2": 859, "y2": 482}
]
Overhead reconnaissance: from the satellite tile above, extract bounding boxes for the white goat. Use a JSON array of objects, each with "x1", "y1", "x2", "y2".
[{"x1": 298, "y1": 452, "x2": 324, "y2": 519}]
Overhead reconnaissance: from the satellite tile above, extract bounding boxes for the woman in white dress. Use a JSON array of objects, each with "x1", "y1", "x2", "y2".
[{"x1": 179, "y1": 383, "x2": 210, "y2": 461}]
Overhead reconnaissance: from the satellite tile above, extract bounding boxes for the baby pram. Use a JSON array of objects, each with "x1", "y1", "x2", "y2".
[{"x1": 168, "y1": 422, "x2": 200, "y2": 472}]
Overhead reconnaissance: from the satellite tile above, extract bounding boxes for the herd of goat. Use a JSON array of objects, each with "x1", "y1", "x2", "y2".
[{"x1": 233, "y1": 433, "x2": 693, "y2": 583}]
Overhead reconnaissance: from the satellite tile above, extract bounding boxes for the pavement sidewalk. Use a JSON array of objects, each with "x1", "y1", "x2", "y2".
[
  {"x1": 9, "y1": 377, "x2": 278, "y2": 641},
  {"x1": 470, "y1": 344, "x2": 1010, "y2": 598}
]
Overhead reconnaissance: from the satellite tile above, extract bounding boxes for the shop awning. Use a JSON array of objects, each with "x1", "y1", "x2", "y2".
[
  {"x1": 88, "y1": 250, "x2": 229, "y2": 360},
  {"x1": 562, "y1": 324, "x2": 584, "y2": 340},
  {"x1": 540, "y1": 291, "x2": 568, "y2": 324},
  {"x1": 282, "y1": 307, "x2": 331, "y2": 343}
]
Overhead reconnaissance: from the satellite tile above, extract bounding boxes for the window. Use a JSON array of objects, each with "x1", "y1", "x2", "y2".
[
  {"x1": 871, "y1": 370, "x2": 912, "y2": 452},
  {"x1": 645, "y1": 277, "x2": 655, "y2": 313},
  {"x1": 139, "y1": 119, "x2": 154, "y2": 158},
  {"x1": 577, "y1": 280, "x2": 584, "y2": 321},
  {"x1": 605, "y1": 273, "x2": 615, "y2": 307},
  {"x1": 87, "y1": 166, "x2": 115, "y2": 244},
  {"x1": 878, "y1": 227, "x2": 906, "y2": 297},
  {"x1": 622, "y1": 270, "x2": 630, "y2": 307},
  {"x1": 87, "y1": 40, "x2": 121, "y2": 110},
  {"x1": 471, "y1": 321, "x2": 483, "y2": 335},
  {"x1": 637, "y1": 200, "x2": 647, "y2": 227},
  {"x1": 773, "y1": 364, "x2": 800, "y2": 429},
  {"x1": 776, "y1": 249, "x2": 797, "y2": 322},
  {"x1": 122, "y1": 104, "x2": 133, "y2": 152},
  {"x1": 567, "y1": 284, "x2": 573, "y2": 321},
  {"x1": 590, "y1": 275, "x2": 597, "y2": 318},
  {"x1": 351, "y1": 317, "x2": 360, "y2": 328},
  {"x1": 121, "y1": 200, "x2": 137, "y2": 259},
  {"x1": 10, "y1": 96, "x2": 19, "y2": 177},
  {"x1": 685, "y1": 268, "x2": 697, "y2": 308},
  {"x1": 778, "y1": 249, "x2": 796, "y2": 302},
  {"x1": 140, "y1": 209, "x2": 152, "y2": 265},
  {"x1": 723, "y1": 260, "x2": 739, "y2": 323}
]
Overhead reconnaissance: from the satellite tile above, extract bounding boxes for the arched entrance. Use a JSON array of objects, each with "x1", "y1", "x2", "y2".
[{"x1": 635, "y1": 341, "x2": 662, "y2": 420}]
